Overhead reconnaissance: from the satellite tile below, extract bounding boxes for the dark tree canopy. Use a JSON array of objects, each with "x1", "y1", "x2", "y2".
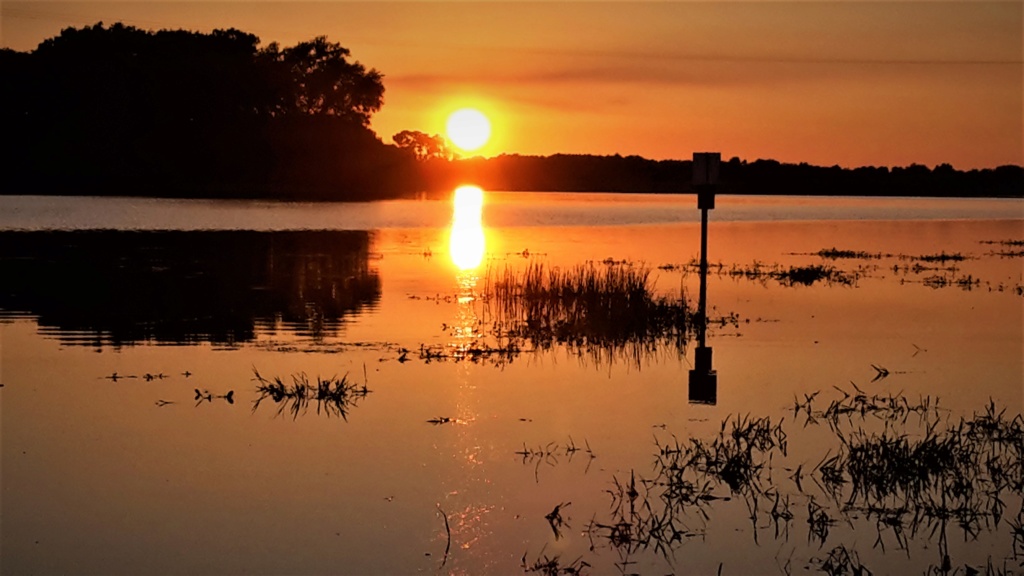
[
  {"x1": 392, "y1": 130, "x2": 452, "y2": 161},
  {"x1": 2, "y1": 22, "x2": 404, "y2": 200},
  {"x1": 270, "y1": 36, "x2": 384, "y2": 125},
  {"x1": 25, "y1": 22, "x2": 384, "y2": 122}
]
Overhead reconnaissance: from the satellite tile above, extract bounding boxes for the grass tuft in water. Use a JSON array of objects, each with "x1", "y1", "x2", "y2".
[
  {"x1": 251, "y1": 367, "x2": 370, "y2": 420},
  {"x1": 521, "y1": 546, "x2": 590, "y2": 575},
  {"x1": 484, "y1": 262, "x2": 692, "y2": 365},
  {"x1": 576, "y1": 388, "x2": 1023, "y2": 571},
  {"x1": 814, "y1": 247, "x2": 886, "y2": 260},
  {"x1": 775, "y1": 264, "x2": 856, "y2": 287}
]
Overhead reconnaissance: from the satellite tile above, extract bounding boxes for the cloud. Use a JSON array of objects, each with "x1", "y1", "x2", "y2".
[{"x1": 387, "y1": 56, "x2": 1018, "y2": 92}]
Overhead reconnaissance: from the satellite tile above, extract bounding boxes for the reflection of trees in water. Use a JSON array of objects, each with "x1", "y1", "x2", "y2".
[
  {"x1": 0, "y1": 231, "x2": 380, "y2": 346},
  {"x1": 573, "y1": 389, "x2": 1023, "y2": 574}
]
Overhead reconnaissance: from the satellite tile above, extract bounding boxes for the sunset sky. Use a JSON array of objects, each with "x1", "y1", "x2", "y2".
[{"x1": 3, "y1": 1, "x2": 1021, "y2": 169}]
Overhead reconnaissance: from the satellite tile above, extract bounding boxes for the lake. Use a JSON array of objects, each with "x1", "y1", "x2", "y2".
[{"x1": 1, "y1": 191, "x2": 1022, "y2": 575}]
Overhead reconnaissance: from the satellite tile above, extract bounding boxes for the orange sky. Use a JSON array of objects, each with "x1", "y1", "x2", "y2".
[{"x1": 3, "y1": 1, "x2": 1021, "y2": 169}]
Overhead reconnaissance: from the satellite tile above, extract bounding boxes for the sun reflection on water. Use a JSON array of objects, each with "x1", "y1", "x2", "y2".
[
  {"x1": 449, "y1": 185, "x2": 486, "y2": 271},
  {"x1": 442, "y1": 185, "x2": 498, "y2": 570}
]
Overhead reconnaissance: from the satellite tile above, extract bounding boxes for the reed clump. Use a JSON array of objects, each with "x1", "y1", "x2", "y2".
[
  {"x1": 681, "y1": 259, "x2": 861, "y2": 287},
  {"x1": 816, "y1": 544, "x2": 871, "y2": 576},
  {"x1": 578, "y1": 388, "x2": 1022, "y2": 571},
  {"x1": 814, "y1": 247, "x2": 886, "y2": 260},
  {"x1": 521, "y1": 547, "x2": 590, "y2": 576},
  {"x1": 251, "y1": 367, "x2": 370, "y2": 420},
  {"x1": 775, "y1": 264, "x2": 856, "y2": 287},
  {"x1": 484, "y1": 262, "x2": 692, "y2": 364},
  {"x1": 911, "y1": 251, "x2": 970, "y2": 263}
]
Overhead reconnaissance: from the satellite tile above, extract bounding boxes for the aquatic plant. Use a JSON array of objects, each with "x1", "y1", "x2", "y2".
[
  {"x1": 980, "y1": 239, "x2": 1024, "y2": 247},
  {"x1": 545, "y1": 501, "x2": 572, "y2": 540},
  {"x1": 774, "y1": 264, "x2": 856, "y2": 287},
  {"x1": 521, "y1": 547, "x2": 590, "y2": 576},
  {"x1": 574, "y1": 388, "x2": 1022, "y2": 572},
  {"x1": 980, "y1": 239, "x2": 1024, "y2": 258},
  {"x1": 194, "y1": 388, "x2": 234, "y2": 405},
  {"x1": 909, "y1": 251, "x2": 971, "y2": 263},
  {"x1": 436, "y1": 504, "x2": 451, "y2": 568},
  {"x1": 251, "y1": 367, "x2": 370, "y2": 420},
  {"x1": 812, "y1": 247, "x2": 887, "y2": 260},
  {"x1": 483, "y1": 262, "x2": 693, "y2": 366},
  {"x1": 679, "y1": 259, "x2": 862, "y2": 288},
  {"x1": 516, "y1": 437, "x2": 596, "y2": 481},
  {"x1": 417, "y1": 340, "x2": 522, "y2": 366},
  {"x1": 814, "y1": 544, "x2": 872, "y2": 576}
]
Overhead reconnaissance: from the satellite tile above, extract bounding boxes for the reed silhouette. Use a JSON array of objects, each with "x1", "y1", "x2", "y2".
[
  {"x1": 562, "y1": 389, "x2": 1023, "y2": 574},
  {"x1": 251, "y1": 367, "x2": 371, "y2": 420},
  {"x1": 482, "y1": 262, "x2": 694, "y2": 367}
]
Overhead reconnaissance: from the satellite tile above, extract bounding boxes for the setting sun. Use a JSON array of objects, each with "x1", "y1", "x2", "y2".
[{"x1": 446, "y1": 108, "x2": 491, "y2": 152}]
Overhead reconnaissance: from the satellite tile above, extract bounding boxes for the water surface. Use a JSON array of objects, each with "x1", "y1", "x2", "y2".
[{"x1": 2, "y1": 192, "x2": 1022, "y2": 575}]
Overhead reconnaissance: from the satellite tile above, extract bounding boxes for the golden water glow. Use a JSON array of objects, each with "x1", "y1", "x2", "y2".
[
  {"x1": 446, "y1": 108, "x2": 491, "y2": 152},
  {"x1": 449, "y1": 185, "x2": 486, "y2": 271}
]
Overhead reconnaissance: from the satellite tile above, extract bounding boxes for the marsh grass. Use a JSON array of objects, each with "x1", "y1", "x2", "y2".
[
  {"x1": 417, "y1": 340, "x2": 522, "y2": 366},
  {"x1": 910, "y1": 251, "x2": 971, "y2": 263},
  {"x1": 799, "y1": 247, "x2": 972, "y2": 264},
  {"x1": 775, "y1": 264, "x2": 857, "y2": 287},
  {"x1": 657, "y1": 243, "x2": 1019, "y2": 298},
  {"x1": 483, "y1": 262, "x2": 692, "y2": 366},
  {"x1": 251, "y1": 367, "x2": 370, "y2": 420},
  {"x1": 573, "y1": 388, "x2": 1022, "y2": 573},
  {"x1": 815, "y1": 544, "x2": 872, "y2": 576},
  {"x1": 981, "y1": 239, "x2": 1024, "y2": 259},
  {"x1": 812, "y1": 248, "x2": 888, "y2": 260},
  {"x1": 545, "y1": 501, "x2": 571, "y2": 540},
  {"x1": 678, "y1": 259, "x2": 863, "y2": 288},
  {"x1": 516, "y1": 437, "x2": 596, "y2": 482},
  {"x1": 521, "y1": 547, "x2": 590, "y2": 576}
]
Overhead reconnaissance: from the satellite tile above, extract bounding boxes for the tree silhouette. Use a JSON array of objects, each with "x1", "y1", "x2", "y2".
[
  {"x1": 1, "y1": 22, "x2": 409, "y2": 200},
  {"x1": 393, "y1": 130, "x2": 452, "y2": 160},
  {"x1": 266, "y1": 36, "x2": 384, "y2": 124}
]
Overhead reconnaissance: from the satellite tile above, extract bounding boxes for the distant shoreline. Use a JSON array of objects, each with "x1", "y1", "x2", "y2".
[{"x1": 3, "y1": 188, "x2": 1023, "y2": 204}]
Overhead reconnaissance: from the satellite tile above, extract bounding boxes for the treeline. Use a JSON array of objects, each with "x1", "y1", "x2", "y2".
[
  {"x1": 421, "y1": 154, "x2": 1023, "y2": 198},
  {"x1": 1, "y1": 23, "x2": 1020, "y2": 200},
  {"x1": 1, "y1": 23, "x2": 415, "y2": 200}
]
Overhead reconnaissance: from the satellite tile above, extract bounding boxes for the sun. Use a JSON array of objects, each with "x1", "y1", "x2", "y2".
[{"x1": 446, "y1": 108, "x2": 491, "y2": 152}]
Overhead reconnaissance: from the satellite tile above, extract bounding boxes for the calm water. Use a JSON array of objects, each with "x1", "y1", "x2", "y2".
[{"x1": 1, "y1": 192, "x2": 1022, "y2": 575}]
